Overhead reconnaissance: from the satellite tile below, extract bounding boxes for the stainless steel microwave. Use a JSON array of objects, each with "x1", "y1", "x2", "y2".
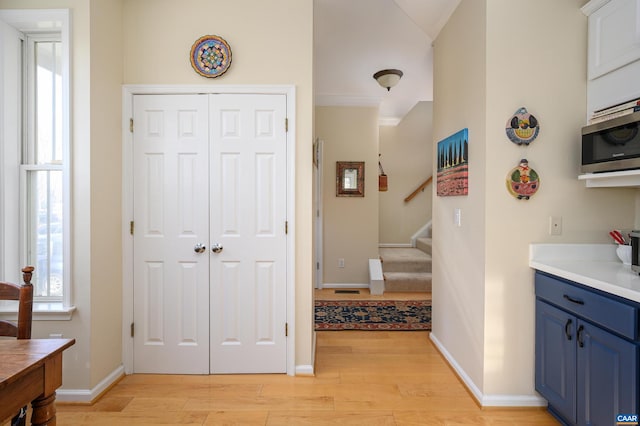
[{"x1": 581, "y1": 110, "x2": 640, "y2": 173}]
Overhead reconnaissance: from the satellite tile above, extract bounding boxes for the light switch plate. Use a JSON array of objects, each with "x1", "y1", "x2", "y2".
[{"x1": 454, "y1": 208, "x2": 462, "y2": 227}]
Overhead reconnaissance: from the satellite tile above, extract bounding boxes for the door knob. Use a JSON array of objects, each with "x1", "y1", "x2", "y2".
[
  {"x1": 194, "y1": 243, "x2": 207, "y2": 254},
  {"x1": 211, "y1": 243, "x2": 223, "y2": 253}
]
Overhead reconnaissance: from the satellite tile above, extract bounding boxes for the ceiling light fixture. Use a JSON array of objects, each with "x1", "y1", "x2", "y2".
[{"x1": 373, "y1": 69, "x2": 403, "y2": 91}]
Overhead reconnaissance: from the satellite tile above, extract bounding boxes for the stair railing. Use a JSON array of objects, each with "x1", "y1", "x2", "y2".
[{"x1": 404, "y1": 176, "x2": 433, "y2": 203}]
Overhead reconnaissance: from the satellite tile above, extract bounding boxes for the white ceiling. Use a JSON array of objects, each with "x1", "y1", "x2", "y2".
[{"x1": 314, "y1": 0, "x2": 461, "y2": 125}]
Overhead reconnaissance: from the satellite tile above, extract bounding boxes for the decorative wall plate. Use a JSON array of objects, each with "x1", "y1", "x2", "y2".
[
  {"x1": 190, "y1": 35, "x2": 232, "y2": 78},
  {"x1": 506, "y1": 107, "x2": 539, "y2": 145},
  {"x1": 506, "y1": 158, "x2": 539, "y2": 200}
]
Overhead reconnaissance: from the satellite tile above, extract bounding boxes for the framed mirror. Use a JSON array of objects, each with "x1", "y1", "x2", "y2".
[{"x1": 336, "y1": 161, "x2": 365, "y2": 197}]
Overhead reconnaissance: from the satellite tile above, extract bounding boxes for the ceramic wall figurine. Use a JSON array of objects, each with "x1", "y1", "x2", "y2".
[
  {"x1": 506, "y1": 107, "x2": 539, "y2": 145},
  {"x1": 506, "y1": 158, "x2": 539, "y2": 200}
]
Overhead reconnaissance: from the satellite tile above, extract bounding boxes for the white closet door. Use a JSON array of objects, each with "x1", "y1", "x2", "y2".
[
  {"x1": 132, "y1": 94, "x2": 210, "y2": 374},
  {"x1": 209, "y1": 94, "x2": 288, "y2": 373}
]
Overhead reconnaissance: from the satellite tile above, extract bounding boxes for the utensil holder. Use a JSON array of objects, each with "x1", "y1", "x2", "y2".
[{"x1": 616, "y1": 245, "x2": 631, "y2": 265}]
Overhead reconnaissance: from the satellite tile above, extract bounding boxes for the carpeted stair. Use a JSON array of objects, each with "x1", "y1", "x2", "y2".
[{"x1": 379, "y1": 238, "x2": 432, "y2": 293}]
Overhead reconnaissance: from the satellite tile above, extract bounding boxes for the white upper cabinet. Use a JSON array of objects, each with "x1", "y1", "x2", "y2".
[
  {"x1": 584, "y1": 0, "x2": 640, "y2": 117},
  {"x1": 585, "y1": 0, "x2": 640, "y2": 80}
]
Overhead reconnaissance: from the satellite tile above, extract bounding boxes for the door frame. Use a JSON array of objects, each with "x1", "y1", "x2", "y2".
[
  {"x1": 313, "y1": 138, "x2": 323, "y2": 289},
  {"x1": 121, "y1": 85, "x2": 296, "y2": 376}
]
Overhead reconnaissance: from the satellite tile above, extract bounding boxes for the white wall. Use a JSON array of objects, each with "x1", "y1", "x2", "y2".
[
  {"x1": 316, "y1": 106, "x2": 380, "y2": 284},
  {"x1": 379, "y1": 101, "x2": 433, "y2": 244},
  {"x1": 432, "y1": 0, "x2": 637, "y2": 404}
]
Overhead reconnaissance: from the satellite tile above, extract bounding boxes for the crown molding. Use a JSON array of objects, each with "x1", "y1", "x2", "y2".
[{"x1": 314, "y1": 94, "x2": 382, "y2": 107}]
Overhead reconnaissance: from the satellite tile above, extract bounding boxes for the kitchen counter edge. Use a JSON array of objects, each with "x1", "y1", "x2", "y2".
[{"x1": 530, "y1": 243, "x2": 640, "y2": 304}]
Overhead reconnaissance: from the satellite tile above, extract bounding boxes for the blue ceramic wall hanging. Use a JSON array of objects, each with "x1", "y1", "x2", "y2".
[
  {"x1": 190, "y1": 35, "x2": 232, "y2": 78},
  {"x1": 505, "y1": 107, "x2": 539, "y2": 145}
]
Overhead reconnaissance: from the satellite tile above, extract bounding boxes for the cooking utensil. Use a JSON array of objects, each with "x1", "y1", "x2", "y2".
[{"x1": 610, "y1": 230, "x2": 625, "y2": 245}]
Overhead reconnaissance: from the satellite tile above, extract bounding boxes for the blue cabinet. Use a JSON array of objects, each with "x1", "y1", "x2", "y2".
[
  {"x1": 535, "y1": 272, "x2": 639, "y2": 426},
  {"x1": 536, "y1": 299, "x2": 577, "y2": 423},
  {"x1": 577, "y1": 319, "x2": 637, "y2": 425}
]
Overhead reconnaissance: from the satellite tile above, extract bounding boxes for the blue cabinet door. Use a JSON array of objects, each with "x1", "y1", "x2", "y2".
[
  {"x1": 536, "y1": 299, "x2": 577, "y2": 424},
  {"x1": 577, "y1": 320, "x2": 638, "y2": 426}
]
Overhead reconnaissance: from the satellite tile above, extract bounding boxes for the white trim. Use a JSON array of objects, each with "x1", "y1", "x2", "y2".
[
  {"x1": 311, "y1": 330, "x2": 316, "y2": 374},
  {"x1": 295, "y1": 364, "x2": 314, "y2": 376},
  {"x1": 378, "y1": 117, "x2": 402, "y2": 126},
  {"x1": 0, "y1": 9, "x2": 72, "y2": 309},
  {"x1": 429, "y1": 333, "x2": 546, "y2": 407},
  {"x1": 0, "y1": 303, "x2": 75, "y2": 321},
  {"x1": 285, "y1": 87, "x2": 297, "y2": 377},
  {"x1": 0, "y1": 17, "x2": 22, "y2": 282},
  {"x1": 314, "y1": 93, "x2": 382, "y2": 107},
  {"x1": 321, "y1": 282, "x2": 369, "y2": 289},
  {"x1": 315, "y1": 93, "x2": 400, "y2": 126},
  {"x1": 378, "y1": 243, "x2": 412, "y2": 248},
  {"x1": 295, "y1": 365, "x2": 315, "y2": 376},
  {"x1": 56, "y1": 365, "x2": 125, "y2": 403},
  {"x1": 482, "y1": 394, "x2": 547, "y2": 407},
  {"x1": 0, "y1": 9, "x2": 68, "y2": 32},
  {"x1": 410, "y1": 220, "x2": 432, "y2": 247},
  {"x1": 121, "y1": 88, "x2": 134, "y2": 374},
  {"x1": 429, "y1": 332, "x2": 483, "y2": 404},
  {"x1": 122, "y1": 84, "x2": 296, "y2": 376},
  {"x1": 313, "y1": 138, "x2": 323, "y2": 289},
  {"x1": 581, "y1": 0, "x2": 611, "y2": 16}
]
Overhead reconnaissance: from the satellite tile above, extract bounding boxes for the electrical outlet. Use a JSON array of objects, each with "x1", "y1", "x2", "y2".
[
  {"x1": 338, "y1": 258, "x2": 345, "y2": 268},
  {"x1": 549, "y1": 216, "x2": 562, "y2": 236}
]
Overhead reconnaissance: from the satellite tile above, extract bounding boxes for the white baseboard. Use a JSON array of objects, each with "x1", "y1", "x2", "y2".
[
  {"x1": 429, "y1": 333, "x2": 546, "y2": 407},
  {"x1": 57, "y1": 362, "x2": 317, "y2": 402},
  {"x1": 312, "y1": 331, "x2": 317, "y2": 367},
  {"x1": 378, "y1": 243, "x2": 412, "y2": 248},
  {"x1": 482, "y1": 394, "x2": 547, "y2": 407},
  {"x1": 321, "y1": 283, "x2": 368, "y2": 289},
  {"x1": 56, "y1": 365, "x2": 125, "y2": 403},
  {"x1": 295, "y1": 364, "x2": 314, "y2": 376}
]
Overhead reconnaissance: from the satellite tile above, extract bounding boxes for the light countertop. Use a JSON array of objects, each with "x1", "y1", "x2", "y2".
[{"x1": 530, "y1": 244, "x2": 640, "y2": 304}]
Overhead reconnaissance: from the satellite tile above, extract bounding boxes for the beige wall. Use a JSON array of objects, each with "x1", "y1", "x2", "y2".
[
  {"x1": 432, "y1": 0, "x2": 487, "y2": 392},
  {"x1": 379, "y1": 101, "x2": 433, "y2": 244},
  {"x1": 433, "y1": 0, "x2": 637, "y2": 401},
  {"x1": 316, "y1": 106, "x2": 379, "y2": 284},
  {"x1": 122, "y1": 0, "x2": 314, "y2": 371},
  {"x1": 89, "y1": 0, "x2": 124, "y2": 387},
  {"x1": 0, "y1": 0, "x2": 98, "y2": 390},
  {"x1": 0, "y1": 0, "x2": 314, "y2": 391}
]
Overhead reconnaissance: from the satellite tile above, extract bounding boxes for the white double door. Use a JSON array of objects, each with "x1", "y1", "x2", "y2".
[{"x1": 132, "y1": 93, "x2": 287, "y2": 374}]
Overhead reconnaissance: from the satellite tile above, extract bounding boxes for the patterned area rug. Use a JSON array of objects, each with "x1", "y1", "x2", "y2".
[{"x1": 314, "y1": 300, "x2": 431, "y2": 331}]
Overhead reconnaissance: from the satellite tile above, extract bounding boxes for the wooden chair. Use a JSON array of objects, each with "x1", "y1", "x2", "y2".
[{"x1": 0, "y1": 266, "x2": 34, "y2": 426}]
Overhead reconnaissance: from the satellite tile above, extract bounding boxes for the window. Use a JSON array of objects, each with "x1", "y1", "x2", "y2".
[
  {"x1": 24, "y1": 36, "x2": 64, "y2": 300},
  {"x1": 0, "y1": 10, "x2": 72, "y2": 316}
]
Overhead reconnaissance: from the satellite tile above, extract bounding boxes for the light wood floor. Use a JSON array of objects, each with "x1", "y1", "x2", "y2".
[
  {"x1": 51, "y1": 331, "x2": 558, "y2": 425},
  {"x1": 314, "y1": 288, "x2": 431, "y2": 301}
]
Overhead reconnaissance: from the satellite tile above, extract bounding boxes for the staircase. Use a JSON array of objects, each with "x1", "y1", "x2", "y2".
[{"x1": 379, "y1": 236, "x2": 432, "y2": 293}]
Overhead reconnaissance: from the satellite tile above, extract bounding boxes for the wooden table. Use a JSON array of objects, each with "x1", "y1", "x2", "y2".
[{"x1": 0, "y1": 339, "x2": 75, "y2": 426}]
